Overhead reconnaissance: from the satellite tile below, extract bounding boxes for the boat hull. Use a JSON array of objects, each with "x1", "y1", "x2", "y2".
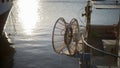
[
  {"x1": 0, "y1": 1, "x2": 15, "y2": 68},
  {"x1": 0, "y1": 9, "x2": 10, "y2": 36}
]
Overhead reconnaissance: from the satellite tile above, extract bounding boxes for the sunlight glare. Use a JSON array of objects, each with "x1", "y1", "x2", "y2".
[{"x1": 17, "y1": 0, "x2": 39, "y2": 35}]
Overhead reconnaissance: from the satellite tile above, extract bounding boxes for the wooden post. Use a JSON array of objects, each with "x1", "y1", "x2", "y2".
[
  {"x1": 85, "y1": 1, "x2": 91, "y2": 34},
  {"x1": 84, "y1": 1, "x2": 92, "y2": 53}
]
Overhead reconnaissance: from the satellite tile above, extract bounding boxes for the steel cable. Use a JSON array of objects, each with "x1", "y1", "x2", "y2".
[{"x1": 82, "y1": 35, "x2": 120, "y2": 58}]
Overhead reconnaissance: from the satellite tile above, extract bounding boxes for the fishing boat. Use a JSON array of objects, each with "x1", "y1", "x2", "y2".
[
  {"x1": 52, "y1": 0, "x2": 120, "y2": 68},
  {"x1": 0, "y1": 0, "x2": 15, "y2": 68},
  {"x1": 0, "y1": 0, "x2": 13, "y2": 36}
]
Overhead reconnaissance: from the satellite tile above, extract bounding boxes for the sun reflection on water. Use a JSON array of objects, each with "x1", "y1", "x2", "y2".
[{"x1": 17, "y1": 0, "x2": 39, "y2": 35}]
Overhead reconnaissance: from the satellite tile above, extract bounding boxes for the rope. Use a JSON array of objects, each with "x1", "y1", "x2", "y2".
[{"x1": 82, "y1": 35, "x2": 120, "y2": 58}]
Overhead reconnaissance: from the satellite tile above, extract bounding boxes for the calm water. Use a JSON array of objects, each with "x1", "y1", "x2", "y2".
[{"x1": 4, "y1": 0, "x2": 120, "y2": 68}]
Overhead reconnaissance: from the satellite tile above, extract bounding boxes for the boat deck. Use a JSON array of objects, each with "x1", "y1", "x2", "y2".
[{"x1": 85, "y1": 25, "x2": 120, "y2": 67}]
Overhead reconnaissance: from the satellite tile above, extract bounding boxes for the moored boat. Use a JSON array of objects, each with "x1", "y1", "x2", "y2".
[
  {"x1": 0, "y1": 0, "x2": 15, "y2": 68},
  {"x1": 0, "y1": 0, "x2": 13, "y2": 36}
]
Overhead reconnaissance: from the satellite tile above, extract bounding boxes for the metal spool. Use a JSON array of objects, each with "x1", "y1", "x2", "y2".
[
  {"x1": 67, "y1": 18, "x2": 81, "y2": 55},
  {"x1": 52, "y1": 17, "x2": 68, "y2": 55},
  {"x1": 52, "y1": 17, "x2": 81, "y2": 56}
]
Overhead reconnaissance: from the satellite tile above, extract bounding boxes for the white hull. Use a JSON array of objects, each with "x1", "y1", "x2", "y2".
[{"x1": 92, "y1": 0, "x2": 120, "y2": 9}]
